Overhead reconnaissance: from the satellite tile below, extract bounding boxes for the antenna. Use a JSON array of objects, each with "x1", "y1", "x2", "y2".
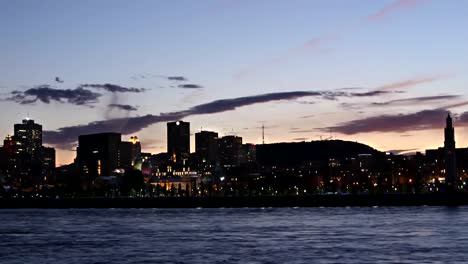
[{"x1": 262, "y1": 124, "x2": 265, "y2": 144}]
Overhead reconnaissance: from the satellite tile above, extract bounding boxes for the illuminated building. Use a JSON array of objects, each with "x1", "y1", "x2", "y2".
[
  {"x1": 240, "y1": 143, "x2": 256, "y2": 164},
  {"x1": 77, "y1": 133, "x2": 121, "y2": 181},
  {"x1": 41, "y1": 146, "x2": 56, "y2": 172},
  {"x1": 444, "y1": 113, "x2": 457, "y2": 191},
  {"x1": 167, "y1": 121, "x2": 190, "y2": 164},
  {"x1": 218, "y1": 135, "x2": 242, "y2": 167},
  {"x1": 195, "y1": 131, "x2": 218, "y2": 163},
  {"x1": 14, "y1": 119, "x2": 42, "y2": 160},
  {"x1": 118, "y1": 137, "x2": 141, "y2": 169}
]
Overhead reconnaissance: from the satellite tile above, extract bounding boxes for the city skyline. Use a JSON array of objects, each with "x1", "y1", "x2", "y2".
[{"x1": 1, "y1": 0, "x2": 468, "y2": 166}]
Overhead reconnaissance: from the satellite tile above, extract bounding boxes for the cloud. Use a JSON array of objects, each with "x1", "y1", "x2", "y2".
[
  {"x1": 371, "y1": 95, "x2": 460, "y2": 106},
  {"x1": 385, "y1": 148, "x2": 419, "y2": 155},
  {"x1": 108, "y1": 104, "x2": 139, "y2": 111},
  {"x1": 326, "y1": 109, "x2": 454, "y2": 135},
  {"x1": 368, "y1": 0, "x2": 425, "y2": 21},
  {"x1": 374, "y1": 76, "x2": 445, "y2": 91},
  {"x1": 438, "y1": 101, "x2": 468, "y2": 110},
  {"x1": 6, "y1": 85, "x2": 101, "y2": 106},
  {"x1": 44, "y1": 89, "x2": 387, "y2": 147},
  {"x1": 459, "y1": 112, "x2": 468, "y2": 124},
  {"x1": 296, "y1": 100, "x2": 315, "y2": 105},
  {"x1": 234, "y1": 0, "x2": 427, "y2": 79},
  {"x1": 79, "y1": 83, "x2": 147, "y2": 93},
  {"x1": 289, "y1": 129, "x2": 315, "y2": 133},
  {"x1": 168, "y1": 76, "x2": 188, "y2": 82},
  {"x1": 177, "y1": 84, "x2": 203, "y2": 89},
  {"x1": 293, "y1": 138, "x2": 309, "y2": 141}
]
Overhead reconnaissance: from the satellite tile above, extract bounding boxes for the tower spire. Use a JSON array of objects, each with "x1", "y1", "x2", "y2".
[{"x1": 444, "y1": 112, "x2": 457, "y2": 192}]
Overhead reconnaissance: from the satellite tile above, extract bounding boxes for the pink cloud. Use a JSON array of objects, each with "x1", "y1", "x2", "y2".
[
  {"x1": 375, "y1": 75, "x2": 447, "y2": 91},
  {"x1": 367, "y1": 0, "x2": 426, "y2": 21}
]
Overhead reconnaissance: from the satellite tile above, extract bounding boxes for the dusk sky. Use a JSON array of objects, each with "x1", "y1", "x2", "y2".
[{"x1": 1, "y1": 0, "x2": 467, "y2": 166}]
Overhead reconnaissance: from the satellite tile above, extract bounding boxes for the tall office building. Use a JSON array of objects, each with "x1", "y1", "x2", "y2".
[
  {"x1": 195, "y1": 130, "x2": 219, "y2": 163},
  {"x1": 218, "y1": 135, "x2": 242, "y2": 166},
  {"x1": 167, "y1": 121, "x2": 190, "y2": 163},
  {"x1": 444, "y1": 113, "x2": 457, "y2": 191},
  {"x1": 118, "y1": 137, "x2": 141, "y2": 169},
  {"x1": 41, "y1": 146, "x2": 56, "y2": 172},
  {"x1": 77, "y1": 132, "x2": 121, "y2": 180},
  {"x1": 14, "y1": 119, "x2": 42, "y2": 159}
]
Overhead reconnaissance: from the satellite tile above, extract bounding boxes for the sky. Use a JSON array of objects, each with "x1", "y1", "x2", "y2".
[{"x1": 1, "y1": 0, "x2": 467, "y2": 166}]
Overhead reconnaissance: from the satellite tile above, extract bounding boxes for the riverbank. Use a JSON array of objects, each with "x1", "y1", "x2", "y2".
[{"x1": 1, "y1": 193, "x2": 468, "y2": 208}]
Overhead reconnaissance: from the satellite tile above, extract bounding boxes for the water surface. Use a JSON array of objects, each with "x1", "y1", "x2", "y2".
[{"x1": 0, "y1": 206, "x2": 466, "y2": 263}]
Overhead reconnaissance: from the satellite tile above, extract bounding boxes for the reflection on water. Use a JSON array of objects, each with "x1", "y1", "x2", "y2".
[{"x1": 0, "y1": 207, "x2": 467, "y2": 263}]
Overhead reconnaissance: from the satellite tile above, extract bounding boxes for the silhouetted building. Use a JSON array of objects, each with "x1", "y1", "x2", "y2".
[
  {"x1": 195, "y1": 131, "x2": 218, "y2": 163},
  {"x1": 218, "y1": 135, "x2": 242, "y2": 167},
  {"x1": 240, "y1": 143, "x2": 256, "y2": 164},
  {"x1": 77, "y1": 133, "x2": 121, "y2": 181},
  {"x1": 167, "y1": 121, "x2": 190, "y2": 164},
  {"x1": 14, "y1": 119, "x2": 42, "y2": 160},
  {"x1": 41, "y1": 146, "x2": 55, "y2": 172},
  {"x1": 444, "y1": 113, "x2": 457, "y2": 191}
]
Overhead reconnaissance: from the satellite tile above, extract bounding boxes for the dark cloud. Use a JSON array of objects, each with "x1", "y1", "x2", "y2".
[
  {"x1": 296, "y1": 100, "x2": 315, "y2": 105},
  {"x1": 372, "y1": 95, "x2": 460, "y2": 106},
  {"x1": 290, "y1": 129, "x2": 315, "y2": 133},
  {"x1": 439, "y1": 101, "x2": 468, "y2": 110},
  {"x1": 43, "y1": 89, "x2": 388, "y2": 148},
  {"x1": 326, "y1": 109, "x2": 456, "y2": 135},
  {"x1": 6, "y1": 85, "x2": 101, "y2": 106},
  {"x1": 168, "y1": 76, "x2": 188, "y2": 82},
  {"x1": 108, "y1": 104, "x2": 138, "y2": 111},
  {"x1": 459, "y1": 112, "x2": 468, "y2": 123},
  {"x1": 177, "y1": 84, "x2": 203, "y2": 89},
  {"x1": 79, "y1": 83, "x2": 147, "y2": 93},
  {"x1": 374, "y1": 76, "x2": 445, "y2": 91},
  {"x1": 293, "y1": 138, "x2": 309, "y2": 141}
]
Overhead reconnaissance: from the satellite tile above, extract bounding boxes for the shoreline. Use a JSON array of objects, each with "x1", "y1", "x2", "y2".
[{"x1": 1, "y1": 193, "x2": 468, "y2": 208}]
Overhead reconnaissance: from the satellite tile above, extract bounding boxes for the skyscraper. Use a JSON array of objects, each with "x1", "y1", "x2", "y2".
[
  {"x1": 218, "y1": 135, "x2": 242, "y2": 167},
  {"x1": 77, "y1": 132, "x2": 121, "y2": 180},
  {"x1": 444, "y1": 113, "x2": 457, "y2": 191},
  {"x1": 195, "y1": 130, "x2": 219, "y2": 163},
  {"x1": 14, "y1": 119, "x2": 42, "y2": 159},
  {"x1": 167, "y1": 121, "x2": 190, "y2": 163}
]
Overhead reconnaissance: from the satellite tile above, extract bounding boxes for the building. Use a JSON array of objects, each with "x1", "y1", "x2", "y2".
[
  {"x1": 41, "y1": 146, "x2": 56, "y2": 172},
  {"x1": 167, "y1": 121, "x2": 190, "y2": 164},
  {"x1": 444, "y1": 113, "x2": 457, "y2": 191},
  {"x1": 218, "y1": 135, "x2": 242, "y2": 167},
  {"x1": 129, "y1": 136, "x2": 142, "y2": 163},
  {"x1": 77, "y1": 133, "x2": 121, "y2": 181},
  {"x1": 195, "y1": 130, "x2": 219, "y2": 163},
  {"x1": 14, "y1": 119, "x2": 42, "y2": 160},
  {"x1": 240, "y1": 143, "x2": 257, "y2": 164}
]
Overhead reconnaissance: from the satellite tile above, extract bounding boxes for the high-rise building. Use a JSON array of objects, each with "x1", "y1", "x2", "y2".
[
  {"x1": 195, "y1": 131, "x2": 219, "y2": 163},
  {"x1": 218, "y1": 135, "x2": 242, "y2": 167},
  {"x1": 77, "y1": 133, "x2": 121, "y2": 180},
  {"x1": 444, "y1": 113, "x2": 457, "y2": 191},
  {"x1": 129, "y1": 136, "x2": 142, "y2": 163},
  {"x1": 41, "y1": 146, "x2": 56, "y2": 172},
  {"x1": 167, "y1": 121, "x2": 190, "y2": 163},
  {"x1": 240, "y1": 143, "x2": 257, "y2": 164},
  {"x1": 14, "y1": 119, "x2": 42, "y2": 159}
]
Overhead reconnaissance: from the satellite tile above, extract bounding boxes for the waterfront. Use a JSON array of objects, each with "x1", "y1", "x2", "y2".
[{"x1": 1, "y1": 207, "x2": 467, "y2": 263}]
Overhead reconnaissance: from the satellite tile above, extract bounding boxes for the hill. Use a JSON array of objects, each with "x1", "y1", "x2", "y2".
[{"x1": 256, "y1": 140, "x2": 383, "y2": 166}]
